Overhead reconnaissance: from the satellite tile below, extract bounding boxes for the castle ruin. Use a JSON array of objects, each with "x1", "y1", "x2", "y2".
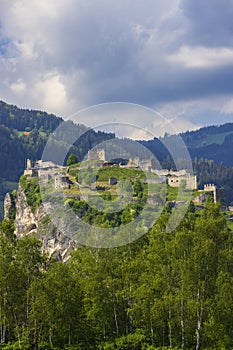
[
  {"x1": 88, "y1": 149, "x2": 106, "y2": 161},
  {"x1": 204, "y1": 184, "x2": 217, "y2": 203}
]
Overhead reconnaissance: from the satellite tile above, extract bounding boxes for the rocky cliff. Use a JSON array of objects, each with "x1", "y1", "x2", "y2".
[{"x1": 4, "y1": 185, "x2": 76, "y2": 261}]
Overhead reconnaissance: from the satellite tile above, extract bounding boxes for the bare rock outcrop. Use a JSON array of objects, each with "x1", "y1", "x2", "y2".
[
  {"x1": 4, "y1": 192, "x2": 15, "y2": 220},
  {"x1": 4, "y1": 185, "x2": 76, "y2": 261},
  {"x1": 14, "y1": 185, "x2": 39, "y2": 237}
]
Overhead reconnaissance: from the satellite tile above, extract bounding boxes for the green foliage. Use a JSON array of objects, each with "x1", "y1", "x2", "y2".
[
  {"x1": 78, "y1": 166, "x2": 97, "y2": 185},
  {"x1": 133, "y1": 179, "x2": 143, "y2": 196},
  {"x1": 1, "y1": 100, "x2": 233, "y2": 349},
  {"x1": 0, "y1": 222, "x2": 46, "y2": 348},
  {"x1": 166, "y1": 185, "x2": 178, "y2": 201},
  {"x1": 0, "y1": 202, "x2": 233, "y2": 349},
  {"x1": 67, "y1": 196, "x2": 145, "y2": 227},
  {"x1": 99, "y1": 330, "x2": 147, "y2": 349},
  {"x1": 101, "y1": 191, "x2": 113, "y2": 201},
  {"x1": 28, "y1": 261, "x2": 90, "y2": 348},
  {"x1": 66, "y1": 153, "x2": 78, "y2": 166},
  {"x1": 20, "y1": 175, "x2": 41, "y2": 212}
]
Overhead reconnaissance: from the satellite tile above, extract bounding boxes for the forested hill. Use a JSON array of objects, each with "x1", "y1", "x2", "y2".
[
  {"x1": 173, "y1": 123, "x2": 233, "y2": 167},
  {"x1": 181, "y1": 122, "x2": 233, "y2": 148},
  {"x1": 2, "y1": 99, "x2": 233, "y2": 211},
  {"x1": 0, "y1": 100, "x2": 115, "y2": 179},
  {"x1": 142, "y1": 122, "x2": 233, "y2": 167},
  {"x1": 179, "y1": 123, "x2": 233, "y2": 166},
  {"x1": 0, "y1": 100, "x2": 62, "y2": 133},
  {"x1": 0, "y1": 100, "x2": 62, "y2": 183},
  {"x1": 0, "y1": 100, "x2": 115, "y2": 218}
]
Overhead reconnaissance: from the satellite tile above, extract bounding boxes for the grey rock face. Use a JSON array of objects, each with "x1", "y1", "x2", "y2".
[{"x1": 4, "y1": 185, "x2": 76, "y2": 261}]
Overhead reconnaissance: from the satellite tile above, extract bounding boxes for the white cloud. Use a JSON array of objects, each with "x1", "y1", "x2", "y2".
[
  {"x1": 166, "y1": 46, "x2": 233, "y2": 69},
  {"x1": 14, "y1": 41, "x2": 38, "y2": 60},
  {"x1": 152, "y1": 113, "x2": 201, "y2": 136},
  {"x1": 1, "y1": 0, "x2": 233, "y2": 134},
  {"x1": 221, "y1": 98, "x2": 233, "y2": 114},
  {"x1": 32, "y1": 75, "x2": 69, "y2": 115},
  {"x1": 11, "y1": 79, "x2": 26, "y2": 95},
  {"x1": 0, "y1": 0, "x2": 182, "y2": 112}
]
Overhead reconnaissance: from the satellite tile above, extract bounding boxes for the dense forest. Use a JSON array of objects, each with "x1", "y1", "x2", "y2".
[
  {"x1": 188, "y1": 134, "x2": 233, "y2": 167},
  {"x1": 0, "y1": 101, "x2": 62, "y2": 132},
  {"x1": 1, "y1": 101, "x2": 233, "y2": 349},
  {"x1": 165, "y1": 123, "x2": 233, "y2": 167},
  {"x1": 141, "y1": 122, "x2": 233, "y2": 167},
  {"x1": 0, "y1": 199, "x2": 232, "y2": 349}
]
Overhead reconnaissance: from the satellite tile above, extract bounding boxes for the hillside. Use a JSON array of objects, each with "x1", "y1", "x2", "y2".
[
  {"x1": 1, "y1": 103, "x2": 233, "y2": 348},
  {"x1": 0, "y1": 100, "x2": 115, "y2": 179},
  {"x1": 181, "y1": 123, "x2": 233, "y2": 147},
  {"x1": 141, "y1": 122, "x2": 233, "y2": 167},
  {"x1": 1, "y1": 161, "x2": 233, "y2": 349},
  {"x1": 171, "y1": 123, "x2": 233, "y2": 166},
  {"x1": 140, "y1": 124, "x2": 233, "y2": 205},
  {"x1": 2, "y1": 100, "x2": 233, "y2": 217},
  {"x1": 2, "y1": 159, "x2": 215, "y2": 255},
  {"x1": 0, "y1": 101, "x2": 115, "y2": 219}
]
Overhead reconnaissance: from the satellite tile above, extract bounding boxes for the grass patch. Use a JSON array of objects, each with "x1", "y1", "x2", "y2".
[{"x1": 97, "y1": 167, "x2": 145, "y2": 182}]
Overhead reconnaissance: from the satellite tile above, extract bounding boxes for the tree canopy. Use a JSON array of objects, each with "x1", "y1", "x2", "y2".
[{"x1": 0, "y1": 200, "x2": 232, "y2": 349}]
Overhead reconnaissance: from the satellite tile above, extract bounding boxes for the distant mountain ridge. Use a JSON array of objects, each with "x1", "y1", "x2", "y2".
[
  {"x1": 0, "y1": 100, "x2": 62, "y2": 133},
  {"x1": 181, "y1": 122, "x2": 233, "y2": 145},
  {"x1": 140, "y1": 122, "x2": 233, "y2": 167},
  {"x1": 179, "y1": 123, "x2": 233, "y2": 166}
]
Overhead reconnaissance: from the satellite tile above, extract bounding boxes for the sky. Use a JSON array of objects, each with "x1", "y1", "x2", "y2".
[{"x1": 1, "y1": 0, "x2": 233, "y2": 138}]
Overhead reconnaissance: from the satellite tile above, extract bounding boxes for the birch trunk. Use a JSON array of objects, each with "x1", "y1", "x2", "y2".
[
  {"x1": 168, "y1": 306, "x2": 172, "y2": 349},
  {"x1": 113, "y1": 297, "x2": 119, "y2": 337},
  {"x1": 181, "y1": 298, "x2": 185, "y2": 349},
  {"x1": 195, "y1": 288, "x2": 203, "y2": 350}
]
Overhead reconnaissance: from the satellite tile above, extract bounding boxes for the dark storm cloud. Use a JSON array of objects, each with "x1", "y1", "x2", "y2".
[
  {"x1": 179, "y1": 0, "x2": 233, "y2": 46},
  {"x1": 0, "y1": 0, "x2": 233, "y2": 130}
]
